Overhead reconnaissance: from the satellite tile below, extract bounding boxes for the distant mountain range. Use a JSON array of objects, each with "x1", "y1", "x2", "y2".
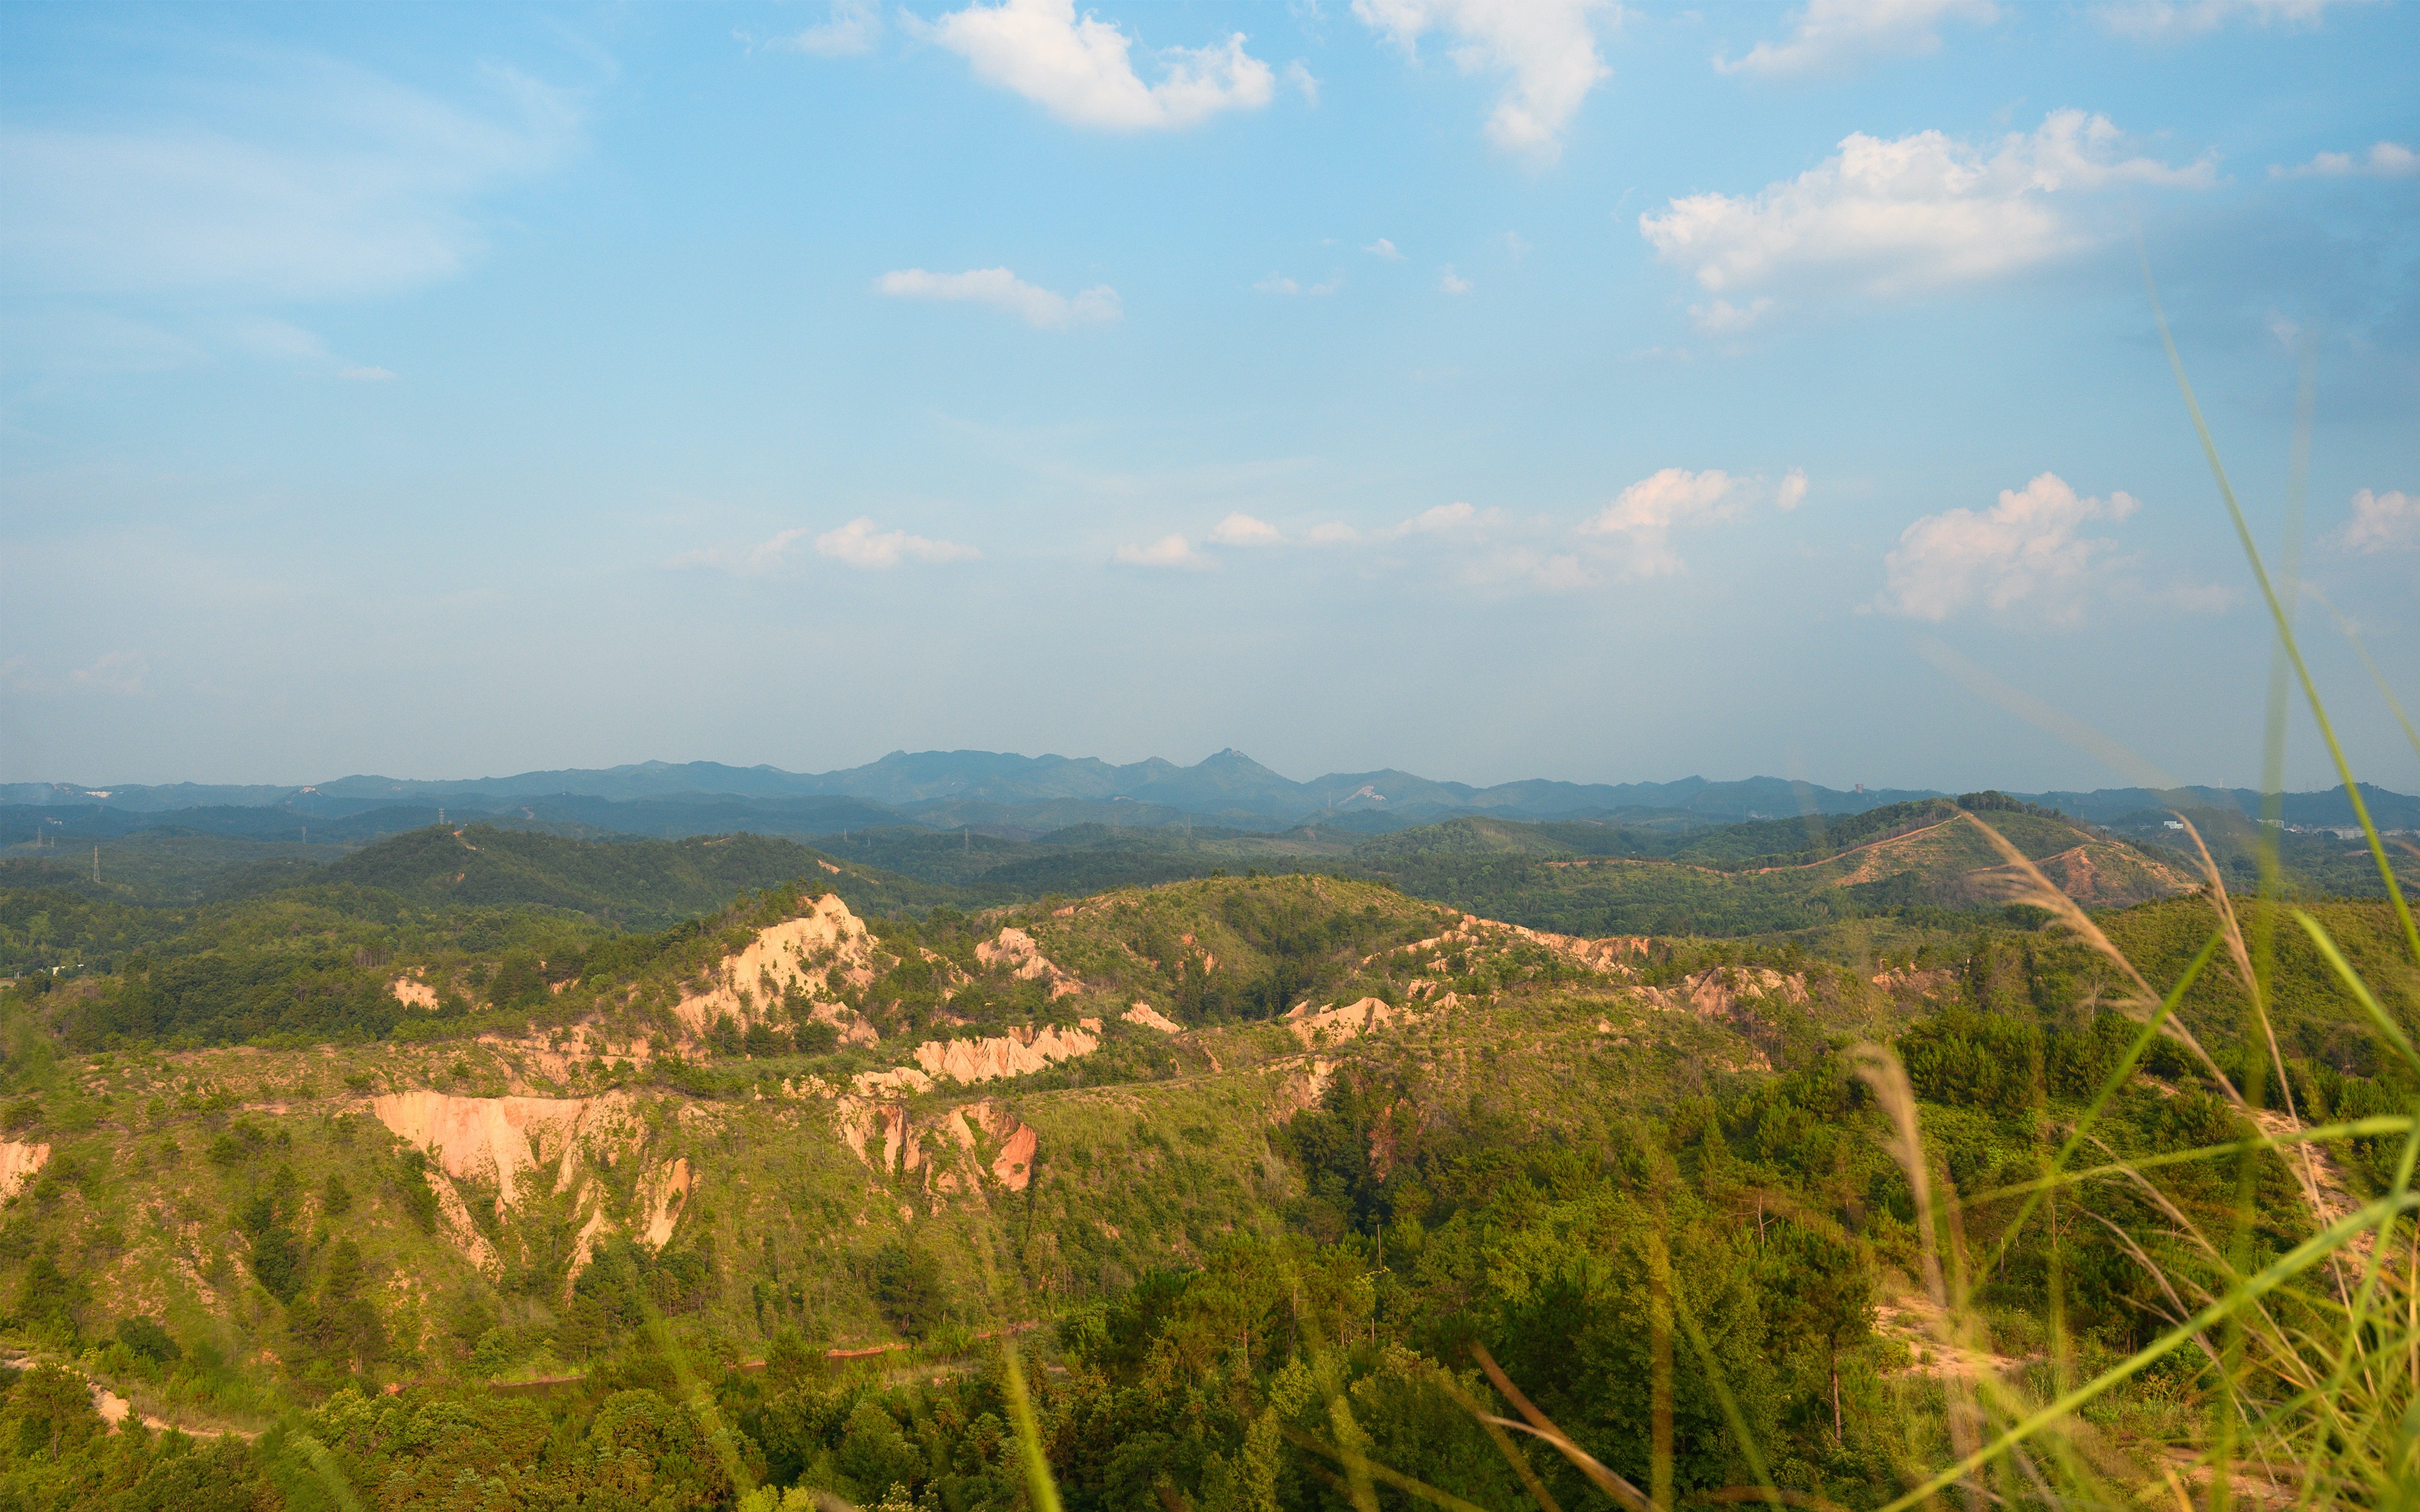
[{"x1": 5, "y1": 748, "x2": 2416, "y2": 839}]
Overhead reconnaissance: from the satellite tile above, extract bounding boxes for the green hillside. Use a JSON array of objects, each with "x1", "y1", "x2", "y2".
[{"x1": 4, "y1": 812, "x2": 2417, "y2": 1512}]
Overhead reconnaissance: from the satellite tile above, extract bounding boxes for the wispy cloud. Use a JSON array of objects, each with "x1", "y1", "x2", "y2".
[
  {"x1": 668, "y1": 519, "x2": 975, "y2": 575},
  {"x1": 1353, "y1": 0, "x2": 1615, "y2": 159},
  {"x1": 2099, "y1": 0, "x2": 2366, "y2": 38},
  {"x1": 876, "y1": 266, "x2": 1122, "y2": 327},
  {"x1": 1113, "y1": 533, "x2": 1212, "y2": 567},
  {"x1": 762, "y1": 0, "x2": 883, "y2": 57},
  {"x1": 1256, "y1": 273, "x2": 1342, "y2": 295},
  {"x1": 0, "y1": 57, "x2": 580, "y2": 302},
  {"x1": 925, "y1": 0, "x2": 1274, "y2": 130},
  {"x1": 1438, "y1": 265, "x2": 1473, "y2": 294},
  {"x1": 2, "y1": 652, "x2": 153, "y2": 696},
  {"x1": 1363, "y1": 237, "x2": 1405, "y2": 260},
  {"x1": 1718, "y1": 0, "x2": 1998, "y2": 77},
  {"x1": 2272, "y1": 141, "x2": 2417, "y2": 179}
]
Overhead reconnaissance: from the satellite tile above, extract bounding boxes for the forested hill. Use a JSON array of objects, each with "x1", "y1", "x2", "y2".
[{"x1": 2, "y1": 849, "x2": 2416, "y2": 1512}]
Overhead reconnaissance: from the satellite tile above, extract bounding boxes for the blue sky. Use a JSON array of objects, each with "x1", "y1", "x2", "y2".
[{"x1": 3, "y1": 0, "x2": 2415, "y2": 793}]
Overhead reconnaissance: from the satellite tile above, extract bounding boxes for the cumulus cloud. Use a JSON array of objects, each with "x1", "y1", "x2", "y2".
[
  {"x1": 2100, "y1": 0, "x2": 2362, "y2": 38},
  {"x1": 1114, "y1": 533, "x2": 1211, "y2": 567},
  {"x1": 927, "y1": 0, "x2": 1274, "y2": 131},
  {"x1": 767, "y1": 0, "x2": 883, "y2": 55},
  {"x1": 0, "y1": 58, "x2": 579, "y2": 302},
  {"x1": 1878, "y1": 472, "x2": 2138, "y2": 624},
  {"x1": 1208, "y1": 512, "x2": 1286, "y2": 545},
  {"x1": 2274, "y1": 141, "x2": 2418, "y2": 179},
  {"x1": 1776, "y1": 467, "x2": 1809, "y2": 510},
  {"x1": 1718, "y1": 0, "x2": 1998, "y2": 77},
  {"x1": 876, "y1": 266, "x2": 1122, "y2": 328},
  {"x1": 1351, "y1": 0, "x2": 1614, "y2": 158},
  {"x1": 1438, "y1": 265, "x2": 1473, "y2": 294},
  {"x1": 815, "y1": 517, "x2": 980, "y2": 569},
  {"x1": 1640, "y1": 110, "x2": 2214, "y2": 308},
  {"x1": 1363, "y1": 237, "x2": 1405, "y2": 260},
  {"x1": 2339, "y1": 489, "x2": 2419, "y2": 552}
]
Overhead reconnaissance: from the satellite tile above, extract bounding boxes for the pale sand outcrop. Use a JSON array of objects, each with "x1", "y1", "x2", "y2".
[
  {"x1": 368, "y1": 1088, "x2": 691, "y2": 1277},
  {"x1": 391, "y1": 975, "x2": 440, "y2": 1010},
  {"x1": 369, "y1": 1090, "x2": 632, "y2": 1204},
  {"x1": 0, "y1": 1141, "x2": 50, "y2": 1197},
  {"x1": 854, "y1": 1066, "x2": 933, "y2": 1098},
  {"x1": 673, "y1": 893, "x2": 877, "y2": 1035},
  {"x1": 1286, "y1": 996, "x2": 1399, "y2": 1049},
  {"x1": 839, "y1": 1096, "x2": 1041, "y2": 1195},
  {"x1": 638, "y1": 1157, "x2": 694, "y2": 1248},
  {"x1": 1635, "y1": 966, "x2": 1807, "y2": 1021},
  {"x1": 1123, "y1": 1002, "x2": 1183, "y2": 1035},
  {"x1": 975, "y1": 927, "x2": 1082, "y2": 1000},
  {"x1": 912, "y1": 1023, "x2": 1098, "y2": 1083}
]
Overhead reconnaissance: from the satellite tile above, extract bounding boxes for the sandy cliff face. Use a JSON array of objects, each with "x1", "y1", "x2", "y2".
[
  {"x1": 368, "y1": 1088, "x2": 690, "y2": 1280},
  {"x1": 0, "y1": 1140, "x2": 50, "y2": 1197},
  {"x1": 912, "y1": 1023, "x2": 1099, "y2": 1083},
  {"x1": 674, "y1": 893, "x2": 879, "y2": 1040},
  {"x1": 975, "y1": 927, "x2": 1082, "y2": 999}
]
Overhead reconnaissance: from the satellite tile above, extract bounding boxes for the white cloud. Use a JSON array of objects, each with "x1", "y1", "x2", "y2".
[
  {"x1": 770, "y1": 0, "x2": 883, "y2": 56},
  {"x1": 1363, "y1": 237, "x2": 1405, "y2": 260},
  {"x1": 927, "y1": 0, "x2": 1274, "y2": 131},
  {"x1": 2100, "y1": 0, "x2": 2363, "y2": 38},
  {"x1": 1286, "y1": 59, "x2": 1322, "y2": 104},
  {"x1": 1578, "y1": 468, "x2": 1758, "y2": 576},
  {"x1": 815, "y1": 518, "x2": 980, "y2": 569},
  {"x1": 1306, "y1": 522, "x2": 1362, "y2": 545},
  {"x1": 1438, "y1": 265, "x2": 1473, "y2": 294},
  {"x1": 0, "y1": 58, "x2": 579, "y2": 302},
  {"x1": 1209, "y1": 512, "x2": 1286, "y2": 545},
  {"x1": 2339, "y1": 489, "x2": 2419, "y2": 552},
  {"x1": 1395, "y1": 500, "x2": 1496, "y2": 535},
  {"x1": 876, "y1": 266, "x2": 1122, "y2": 328},
  {"x1": 1114, "y1": 533, "x2": 1211, "y2": 567},
  {"x1": 1718, "y1": 0, "x2": 1998, "y2": 77},
  {"x1": 1503, "y1": 230, "x2": 1533, "y2": 258},
  {"x1": 1877, "y1": 472, "x2": 2136, "y2": 624},
  {"x1": 667, "y1": 528, "x2": 811, "y2": 575},
  {"x1": 1776, "y1": 467, "x2": 1809, "y2": 511},
  {"x1": 340, "y1": 365, "x2": 398, "y2": 382},
  {"x1": 1352, "y1": 0, "x2": 1614, "y2": 158},
  {"x1": 2274, "y1": 142, "x2": 2419, "y2": 179},
  {"x1": 1641, "y1": 110, "x2": 2215, "y2": 303}
]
